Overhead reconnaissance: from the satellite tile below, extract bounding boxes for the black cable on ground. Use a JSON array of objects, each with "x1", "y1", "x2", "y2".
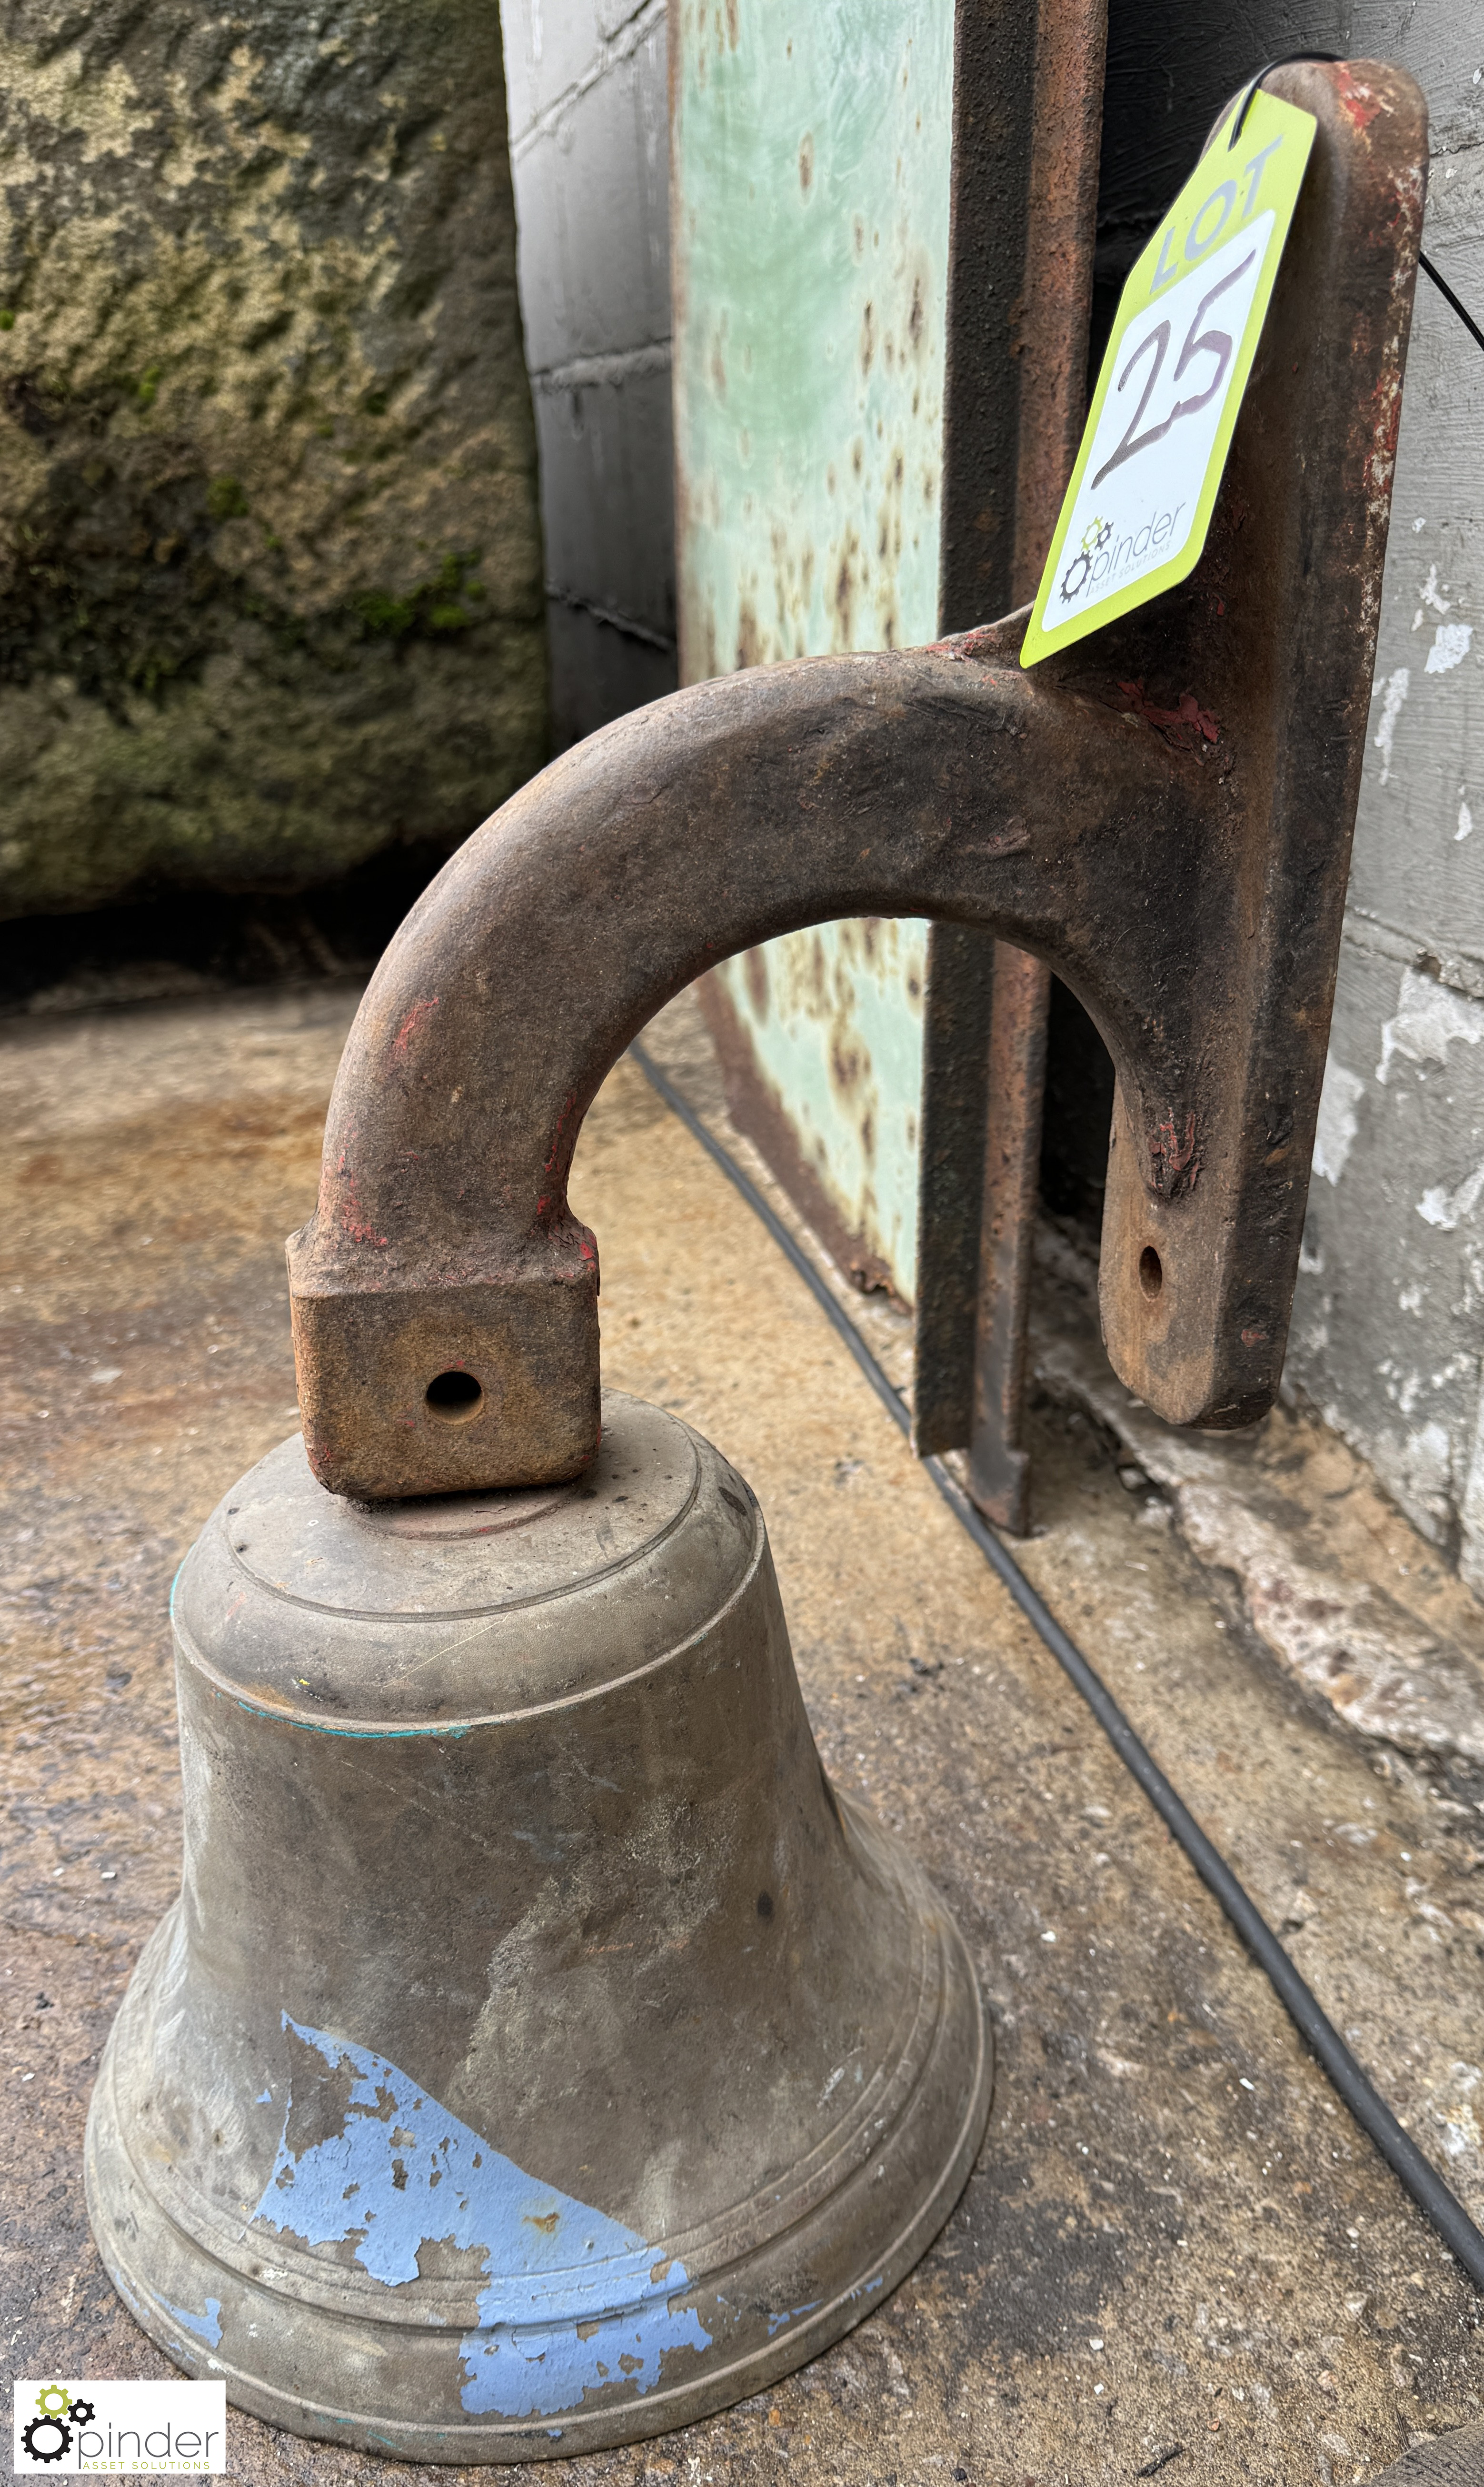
[{"x1": 630, "y1": 1038, "x2": 1484, "y2": 2295}]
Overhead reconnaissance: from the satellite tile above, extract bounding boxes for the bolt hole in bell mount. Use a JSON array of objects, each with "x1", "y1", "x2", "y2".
[
  {"x1": 424, "y1": 1366, "x2": 484, "y2": 1420},
  {"x1": 1139, "y1": 1245, "x2": 1164, "y2": 1301}
]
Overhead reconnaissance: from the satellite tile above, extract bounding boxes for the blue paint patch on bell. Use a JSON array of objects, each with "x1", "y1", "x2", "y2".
[
  {"x1": 159, "y1": 2292, "x2": 223, "y2": 2346},
  {"x1": 252, "y1": 2019, "x2": 710, "y2": 2417},
  {"x1": 767, "y1": 2299, "x2": 823, "y2": 2338}
]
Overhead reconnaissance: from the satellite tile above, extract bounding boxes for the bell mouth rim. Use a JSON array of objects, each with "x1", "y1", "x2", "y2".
[
  {"x1": 93, "y1": 2040, "x2": 989, "y2": 2462},
  {"x1": 98, "y1": 1801, "x2": 954, "y2": 2324},
  {"x1": 86, "y1": 1820, "x2": 991, "y2": 2461}
]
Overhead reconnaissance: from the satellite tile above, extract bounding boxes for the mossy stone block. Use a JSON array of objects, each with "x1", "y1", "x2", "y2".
[{"x1": 0, "y1": 0, "x2": 547, "y2": 918}]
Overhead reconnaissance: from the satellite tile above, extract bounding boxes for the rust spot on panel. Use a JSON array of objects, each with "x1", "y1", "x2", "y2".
[
  {"x1": 798, "y1": 131, "x2": 814, "y2": 194},
  {"x1": 830, "y1": 1037, "x2": 863, "y2": 1094},
  {"x1": 834, "y1": 550, "x2": 855, "y2": 645},
  {"x1": 860, "y1": 300, "x2": 875, "y2": 377},
  {"x1": 744, "y1": 945, "x2": 769, "y2": 1021},
  {"x1": 736, "y1": 601, "x2": 761, "y2": 670}
]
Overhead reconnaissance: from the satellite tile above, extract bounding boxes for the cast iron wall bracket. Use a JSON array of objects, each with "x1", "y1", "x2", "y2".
[{"x1": 288, "y1": 61, "x2": 1425, "y2": 1502}]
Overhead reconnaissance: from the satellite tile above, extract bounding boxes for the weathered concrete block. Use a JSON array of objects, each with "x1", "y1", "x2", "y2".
[
  {"x1": 511, "y1": 12, "x2": 669, "y2": 373},
  {"x1": 546, "y1": 600, "x2": 675, "y2": 751},
  {"x1": 535, "y1": 351, "x2": 675, "y2": 635},
  {"x1": 499, "y1": 0, "x2": 674, "y2": 747},
  {"x1": 0, "y1": 0, "x2": 547, "y2": 919},
  {"x1": 501, "y1": 0, "x2": 609, "y2": 139}
]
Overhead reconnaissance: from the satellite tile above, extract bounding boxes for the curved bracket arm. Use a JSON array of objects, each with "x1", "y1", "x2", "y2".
[{"x1": 288, "y1": 61, "x2": 1425, "y2": 1499}]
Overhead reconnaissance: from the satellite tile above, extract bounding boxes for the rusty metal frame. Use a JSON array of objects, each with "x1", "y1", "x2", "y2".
[
  {"x1": 283, "y1": 60, "x2": 1426, "y2": 1504},
  {"x1": 913, "y1": 0, "x2": 1107, "y2": 1528}
]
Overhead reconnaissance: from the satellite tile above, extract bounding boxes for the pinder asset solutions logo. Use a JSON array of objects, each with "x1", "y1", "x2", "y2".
[
  {"x1": 13, "y1": 2379, "x2": 226, "y2": 2473},
  {"x1": 1058, "y1": 515, "x2": 1114, "y2": 605}
]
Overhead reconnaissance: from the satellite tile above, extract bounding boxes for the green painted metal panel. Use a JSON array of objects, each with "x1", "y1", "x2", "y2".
[
  {"x1": 728, "y1": 917, "x2": 929, "y2": 1296},
  {"x1": 671, "y1": 0, "x2": 954, "y2": 1301}
]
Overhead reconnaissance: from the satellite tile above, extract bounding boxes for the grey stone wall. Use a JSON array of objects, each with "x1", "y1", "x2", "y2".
[
  {"x1": 497, "y1": 0, "x2": 676, "y2": 749},
  {"x1": 0, "y1": 0, "x2": 546, "y2": 921},
  {"x1": 1289, "y1": 5, "x2": 1484, "y2": 1588}
]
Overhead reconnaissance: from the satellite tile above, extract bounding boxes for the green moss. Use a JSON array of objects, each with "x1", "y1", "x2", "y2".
[
  {"x1": 0, "y1": 311, "x2": 14, "y2": 331},
  {"x1": 135, "y1": 364, "x2": 162, "y2": 408},
  {"x1": 206, "y1": 475, "x2": 249, "y2": 519},
  {"x1": 354, "y1": 587, "x2": 416, "y2": 637},
  {"x1": 352, "y1": 552, "x2": 486, "y2": 643},
  {"x1": 0, "y1": 417, "x2": 546, "y2": 916},
  {"x1": 0, "y1": 609, "x2": 549, "y2": 916}
]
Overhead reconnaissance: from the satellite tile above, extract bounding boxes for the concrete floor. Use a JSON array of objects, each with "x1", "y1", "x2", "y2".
[{"x1": 3, "y1": 985, "x2": 1483, "y2": 2486}]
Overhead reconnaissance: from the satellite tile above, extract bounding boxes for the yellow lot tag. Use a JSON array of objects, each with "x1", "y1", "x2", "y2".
[{"x1": 1021, "y1": 86, "x2": 1316, "y2": 668}]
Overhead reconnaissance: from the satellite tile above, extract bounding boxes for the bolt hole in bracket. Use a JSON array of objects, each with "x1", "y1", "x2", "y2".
[
  {"x1": 424, "y1": 1368, "x2": 484, "y2": 1422},
  {"x1": 284, "y1": 63, "x2": 1426, "y2": 1502}
]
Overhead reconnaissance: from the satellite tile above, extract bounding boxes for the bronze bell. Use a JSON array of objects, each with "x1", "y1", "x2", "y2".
[
  {"x1": 85, "y1": 60, "x2": 1420, "y2": 2467},
  {"x1": 86, "y1": 1392, "x2": 990, "y2": 2460}
]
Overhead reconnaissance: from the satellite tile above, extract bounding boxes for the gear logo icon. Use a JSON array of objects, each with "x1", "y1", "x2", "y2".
[
  {"x1": 21, "y1": 2388, "x2": 96, "y2": 2465},
  {"x1": 21, "y1": 2412, "x2": 72, "y2": 2464},
  {"x1": 1058, "y1": 515, "x2": 1114, "y2": 607},
  {"x1": 1058, "y1": 546, "x2": 1091, "y2": 604}
]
